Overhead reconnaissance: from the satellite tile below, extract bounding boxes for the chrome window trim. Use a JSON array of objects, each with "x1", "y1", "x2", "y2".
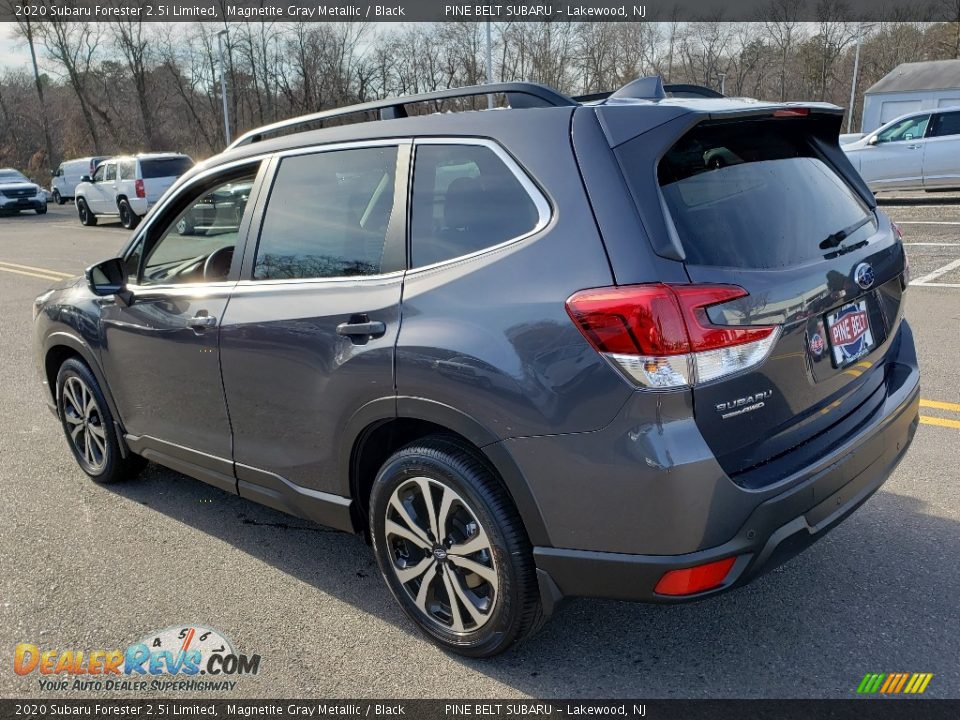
[
  {"x1": 125, "y1": 136, "x2": 552, "y2": 289},
  {"x1": 232, "y1": 270, "x2": 405, "y2": 291},
  {"x1": 406, "y1": 137, "x2": 553, "y2": 275}
]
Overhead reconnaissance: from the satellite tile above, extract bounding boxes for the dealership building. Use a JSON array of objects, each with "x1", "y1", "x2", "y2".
[{"x1": 861, "y1": 59, "x2": 960, "y2": 132}]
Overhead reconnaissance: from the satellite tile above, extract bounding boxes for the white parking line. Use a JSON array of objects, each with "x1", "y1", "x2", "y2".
[
  {"x1": 903, "y1": 242, "x2": 960, "y2": 246},
  {"x1": 897, "y1": 221, "x2": 960, "y2": 225},
  {"x1": 910, "y1": 258, "x2": 960, "y2": 286}
]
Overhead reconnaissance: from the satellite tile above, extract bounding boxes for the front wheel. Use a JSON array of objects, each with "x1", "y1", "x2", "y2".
[
  {"x1": 35, "y1": 204, "x2": 47, "y2": 215},
  {"x1": 77, "y1": 198, "x2": 97, "y2": 226},
  {"x1": 53, "y1": 190, "x2": 64, "y2": 205},
  {"x1": 369, "y1": 436, "x2": 543, "y2": 657},
  {"x1": 56, "y1": 358, "x2": 146, "y2": 483}
]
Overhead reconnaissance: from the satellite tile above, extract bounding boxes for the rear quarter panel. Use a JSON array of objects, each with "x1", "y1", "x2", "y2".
[{"x1": 396, "y1": 119, "x2": 631, "y2": 439}]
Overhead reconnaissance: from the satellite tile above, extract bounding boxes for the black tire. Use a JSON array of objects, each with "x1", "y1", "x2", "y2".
[
  {"x1": 53, "y1": 190, "x2": 64, "y2": 205},
  {"x1": 77, "y1": 198, "x2": 97, "y2": 226},
  {"x1": 35, "y1": 204, "x2": 47, "y2": 215},
  {"x1": 118, "y1": 199, "x2": 140, "y2": 230},
  {"x1": 369, "y1": 435, "x2": 543, "y2": 657},
  {"x1": 55, "y1": 358, "x2": 146, "y2": 484}
]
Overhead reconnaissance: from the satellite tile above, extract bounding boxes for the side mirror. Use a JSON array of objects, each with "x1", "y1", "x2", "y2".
[
  {"x1": 80, "y1": 174, "x2": 92, "y2": 183},
  {"x1": 867, "y1": 135, "x2": 879, "y2": 146},
  {"x1": 86, "y1": 258, "x2": 129, "y2": 300}
]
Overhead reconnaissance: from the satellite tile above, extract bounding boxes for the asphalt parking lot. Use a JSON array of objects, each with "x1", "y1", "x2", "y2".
[{"x1": 0, "y1": 199, "x2": 958, "y2": 699}]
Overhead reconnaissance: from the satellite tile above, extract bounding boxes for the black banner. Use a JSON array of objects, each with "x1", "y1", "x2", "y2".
[
  {"x1": 2, "y1": 0, "x2": 960, "y2": 23},
  {"x1": 4, "y1": 700, "x2": 960, "y2": 720}
]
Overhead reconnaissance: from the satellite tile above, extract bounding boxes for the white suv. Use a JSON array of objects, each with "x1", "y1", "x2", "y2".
[{"x1": 75, "y1": 153, "x2": 194, "y2": 228}]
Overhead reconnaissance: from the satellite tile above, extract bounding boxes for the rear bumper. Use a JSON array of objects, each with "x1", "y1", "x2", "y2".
[
  {"x1": 526, "y1": 323, "x2": 920, "y2": 607},
  {"x1": 128, "y1": 198, "x2": 149, "y2": 216}
]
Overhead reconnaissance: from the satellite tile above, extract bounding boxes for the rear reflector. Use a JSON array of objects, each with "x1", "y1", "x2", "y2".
[
  {"x1": 566, "y1": 284, "x2": 779, "y2": 388},
  {"x1": 654, "y1": 557, "x2": 737, "y2": 596}
]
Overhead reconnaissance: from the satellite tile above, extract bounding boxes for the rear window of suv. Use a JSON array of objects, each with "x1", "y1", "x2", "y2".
[
  {"x1": 140, "y1": 157, "x2": 194, "y2": 179},
  {"x1": 636, "y1": 119, "x2": 875, "y2": 269}
]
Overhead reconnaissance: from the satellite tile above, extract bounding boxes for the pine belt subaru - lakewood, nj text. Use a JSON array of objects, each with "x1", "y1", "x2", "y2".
[{"x1": 33, "y1": 78, "x2": 920, "y2": 657}]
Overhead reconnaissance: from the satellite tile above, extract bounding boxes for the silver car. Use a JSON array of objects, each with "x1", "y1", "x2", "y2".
[{"x1": 842, "y1": 107, "x2": 960, "y2": 192}]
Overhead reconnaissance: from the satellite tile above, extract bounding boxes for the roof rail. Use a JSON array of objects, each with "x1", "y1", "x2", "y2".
[{"x1": 228, "y1": 82, "x2": 577, "y2": 149}]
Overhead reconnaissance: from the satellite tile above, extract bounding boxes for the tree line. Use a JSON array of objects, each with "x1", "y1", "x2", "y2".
[{"x1": 1, "y1": 16, "x2": 959, "y2": 181}]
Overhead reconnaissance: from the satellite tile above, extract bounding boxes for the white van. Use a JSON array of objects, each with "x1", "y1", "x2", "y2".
[{"x1": 51, "y1": 157, "x2": 108, "y2": 205}]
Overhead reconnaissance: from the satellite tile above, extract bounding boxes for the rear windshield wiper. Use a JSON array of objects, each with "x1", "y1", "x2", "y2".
[{"x1": 819, "y1": 216, "x2": 873, "y2": 250}]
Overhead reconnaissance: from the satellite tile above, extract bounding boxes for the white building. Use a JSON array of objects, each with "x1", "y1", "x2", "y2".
[{"x1": 861, "y1": 59, "x2": 960, "y2": 133}]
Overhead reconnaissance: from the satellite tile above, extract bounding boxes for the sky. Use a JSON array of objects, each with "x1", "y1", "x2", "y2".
[{"x1": 0, "y1": 23, "x2": 30, "y2": 71}]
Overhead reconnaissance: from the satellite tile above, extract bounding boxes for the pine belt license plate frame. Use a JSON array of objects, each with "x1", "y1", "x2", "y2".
[{"x1": 825, "y1": 298, "x2": 875, "y2": 368}]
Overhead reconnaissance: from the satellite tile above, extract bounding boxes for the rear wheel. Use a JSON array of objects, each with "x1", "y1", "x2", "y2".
[
  {"x1": 118, "y1": 199, "x2": 140, "y2": 229},
  {"x1": 369, "y1": 436, "x2": 543, "y2": 657},
  {"x1": 77, "y1": 198, "x2": 97, "y2": 226},
  {"x1": 56, "y1": 358, "x2": 145, "y2": 484}
]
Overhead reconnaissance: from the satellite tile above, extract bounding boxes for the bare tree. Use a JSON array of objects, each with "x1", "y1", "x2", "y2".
[{"x1": 37, "y1": 21, "x2": 113, "y2": 154}]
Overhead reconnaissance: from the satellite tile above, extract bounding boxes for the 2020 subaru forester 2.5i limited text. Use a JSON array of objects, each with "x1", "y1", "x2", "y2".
[{"x1": 34, "y1": 78, "x2": 919, "y2": 657}]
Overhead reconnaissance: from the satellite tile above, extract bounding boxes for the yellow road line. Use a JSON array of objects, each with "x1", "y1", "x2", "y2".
[
  {"x1": 920, "y1": 416, "x2": 960, "y2": 430},
  {"x1": 920, "y1": 399, "x2": 960, "y2": 413},
  {"x1": 0, "y1": 265, "x2": 64, "y2": 282},
  {"x1": 0, "y1": 260, "x2": 74, "y2": 278}
]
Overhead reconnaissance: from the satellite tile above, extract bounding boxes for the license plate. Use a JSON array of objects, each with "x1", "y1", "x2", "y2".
[
  {"x1": 826, "y1": 299, "x2": 875, "y2": 367},
  {"x1": 16, "y1": 198, "x2": 30, "y2": 205}
]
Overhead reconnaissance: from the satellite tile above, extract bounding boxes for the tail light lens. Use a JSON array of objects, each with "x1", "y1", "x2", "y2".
[
  {"x1": 565, "y1": 283, "x2": 779, "y2": 388},
  {"x1": 134, "y1": 179, "x2": 145, "y2": 199}
]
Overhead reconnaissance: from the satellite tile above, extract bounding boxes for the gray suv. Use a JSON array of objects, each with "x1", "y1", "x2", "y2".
[{"x1": 33, "y1": 79, "x2": 920, "y2": 657}]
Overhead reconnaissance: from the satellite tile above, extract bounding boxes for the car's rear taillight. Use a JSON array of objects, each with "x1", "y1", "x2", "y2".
[
  {"x1": 135, "y1": 179, "x2": 145, "y2": 199},
  {"x1": 565, "y1": 283, "x2": 779, "y2": 389}
]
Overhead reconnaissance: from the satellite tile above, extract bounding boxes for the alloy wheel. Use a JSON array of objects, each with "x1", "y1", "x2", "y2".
[
  {"x1": 384, "y1": 477, "x2": 499, "y2": 634},
  {"x1": 61, "y1": 376, "x2": 108, "y2": 473}
]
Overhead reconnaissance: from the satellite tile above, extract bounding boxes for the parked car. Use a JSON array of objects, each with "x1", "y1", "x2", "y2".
[
  {"x1": 51, "y1": 157, "x2": 108, "y2": 205},
  {"x1": 74, "y1": 153, "x2": 194, "y2": 229},
  {"x1": 175, "y1": 180, "x2": 254, "y2": 236},
  {"x1": 842, "y1": 106, "x2": 960, "y2": 192},
  {"x1": 0, "y1": 168, "x2": 46, "y2": 216},
  {"x1": 34, "y1": 79, "x2": 919, "y2": 657}
]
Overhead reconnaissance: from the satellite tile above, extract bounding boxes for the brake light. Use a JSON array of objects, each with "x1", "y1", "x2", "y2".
[
  {"x1": 135, "y1": 179, "x2": 145, "y2": 199},
  {"x1": 772, "y1": 107, "x2": 810, "y2": 118},
  {"x1": 654, "y1": 557, "x2": 737, "y2": 596},
  {"x1": 565, "y1": 284, "x2": 779, "y2": 388}
]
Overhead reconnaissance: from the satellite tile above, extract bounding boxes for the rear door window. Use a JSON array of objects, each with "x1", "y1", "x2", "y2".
[
  {"x1": 644, "y1": 119, "x2": 875, "y2": 269},
  {"x1": 141, "y1": 156, "x2": 194, "y2": 179},
  {"x1": 929, "y1": 111, "x2": 960, "y2": 138},
  {"x1": 118, "y1": 159, "x2": 136, "y2": 180},
  {"x1": 410, "y1": 144, "x2": 542, "y2": 268},
  {"x1": 103, "y1": 164, "x2": 116, "y2": 182},
  {"x1": 253, "y1": 146, "x2": 399, "y2": 280}
]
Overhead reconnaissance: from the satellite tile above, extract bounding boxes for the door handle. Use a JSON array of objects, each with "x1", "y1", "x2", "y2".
[
  {"x1": 336, "y1": 315, "x2": 386, "y2": 340},
  {"x1": 187, "y1": 313, "x2": 217, "y2": 329}
]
